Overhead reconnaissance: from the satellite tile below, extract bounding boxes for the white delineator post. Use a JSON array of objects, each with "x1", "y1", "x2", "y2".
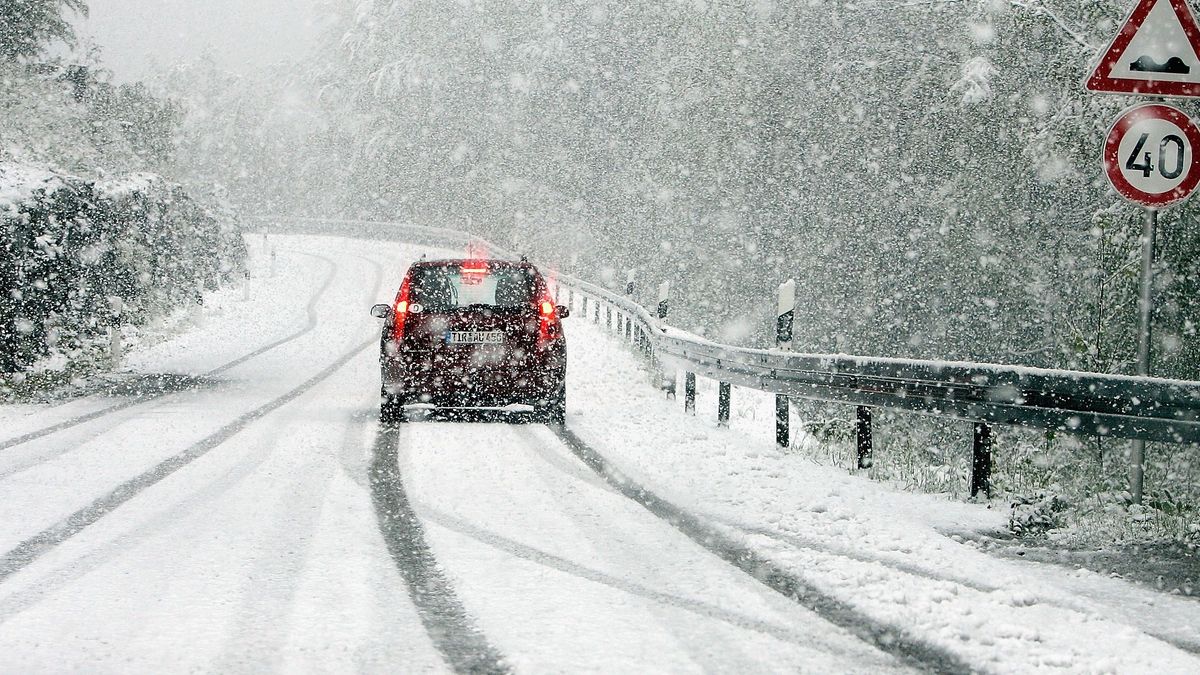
[
  {"x1": 624, "y1": 269, "x2": 636, "y2": 342},
  {"x1": 108, "y1": 296, "x2": 124, "y2": 370},
  {"x1": 657, "y1": 281, "x2": 676, "y2": 396},
  {"x1": 109, "y1": 327, "x2": 122, "y2": 370},
  {"x1": 776, "y1": 279, "x2": 795, "y2": 448}
]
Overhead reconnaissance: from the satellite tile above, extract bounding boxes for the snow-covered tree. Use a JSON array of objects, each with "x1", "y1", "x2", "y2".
[{"x1": 0, "y1": 0, "x2": 87, "y2": 62}]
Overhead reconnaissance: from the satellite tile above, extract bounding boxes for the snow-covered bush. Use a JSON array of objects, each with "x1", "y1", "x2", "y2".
[
  {"x1": 0, "y1": 162, "x2": 245, "y2": 377},
  {"x1": 1008, "y1": 488, "x2": 1070, "y2": 537}
]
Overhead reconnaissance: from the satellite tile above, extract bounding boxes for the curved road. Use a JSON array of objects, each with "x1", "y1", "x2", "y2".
[{"x1": 0, "y1": 234, "x2": 1196, "y2": 673}]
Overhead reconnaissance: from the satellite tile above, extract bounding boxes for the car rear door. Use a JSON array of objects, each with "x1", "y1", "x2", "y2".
[{"x1": 404, "y1": 263, "x2": 540, "y2": 371}]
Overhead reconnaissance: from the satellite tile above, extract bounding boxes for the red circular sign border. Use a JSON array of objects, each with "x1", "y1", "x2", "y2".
[{"x1": 1103, "y1": 103, "x2": 1200, "y2": 208}]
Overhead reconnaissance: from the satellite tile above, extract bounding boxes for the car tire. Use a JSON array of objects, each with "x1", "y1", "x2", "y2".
[
  {"x1": 381, "y1": 390, "x2": 406, "y2": 423},
  {"x1": 536, "y1": 387, "x2": 566, "y2": 425}
]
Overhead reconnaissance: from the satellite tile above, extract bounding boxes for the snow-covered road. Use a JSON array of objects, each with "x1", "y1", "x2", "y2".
[{"x1": 0, "y1": 234, "x2": 1198, "y2": 673}]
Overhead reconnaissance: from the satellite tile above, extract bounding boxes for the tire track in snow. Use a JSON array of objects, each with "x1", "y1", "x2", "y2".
[
  {"x1": 369, "y1": 424, "x2": 509, "y2": 675},
  {"x1": 715, "y1": 521, "x2": 1200, "y2": 657},
  {"x1": 551, "y1": 425, "x2": 974, "y2": 675},
  {"x1": 415, "y1": 502, "x2": 869, "y2": 657},
  {"x1": 0, "y1": 251, "x2": 338, "y2": 455},
  {"x1": 0, "y1": 248, "x2": 388, "y2": 488},
  {"x1": 0, "y1": 337, "x2": 376, "y2": 585},
  {"x1": 0, "y1": 250, "x2": 389, "y2": 627}
]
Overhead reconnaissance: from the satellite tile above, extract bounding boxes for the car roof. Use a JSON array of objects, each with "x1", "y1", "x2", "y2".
[{"x1": 410, "y1": 258, "x2": 536, "y2": 270}]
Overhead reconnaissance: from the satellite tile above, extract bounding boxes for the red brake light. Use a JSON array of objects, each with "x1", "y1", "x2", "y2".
[
  {"x1": 460, "y1": 261, "x2": 488, "y2": 286},
  {"x1": 536, "y1": 291, "x2": 560, "y2": 345},
  {"x1": 392, "y1": 278, "x2": 412, "y2": 341}
]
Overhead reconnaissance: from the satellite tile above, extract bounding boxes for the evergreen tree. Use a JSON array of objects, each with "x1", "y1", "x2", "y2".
[{"x1": 0, "y1": 0, "x2": 87, "y2": 62}]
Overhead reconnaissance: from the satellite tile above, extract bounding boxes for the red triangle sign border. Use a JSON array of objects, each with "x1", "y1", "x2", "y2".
[{"x1": 1086, "y1": 0, "x2": 1200, "y2": 97}]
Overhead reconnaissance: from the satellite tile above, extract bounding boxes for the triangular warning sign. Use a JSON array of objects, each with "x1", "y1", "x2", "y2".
[{"x1": 1086, "y1": 0, "x2": 1200, "y2": 97}]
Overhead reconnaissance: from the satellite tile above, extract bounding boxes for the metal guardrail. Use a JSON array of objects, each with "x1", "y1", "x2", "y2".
[
  {"x1": 538, "y1": 258, "x2": 1200, "y2": 445},
  {"x1": 257, "y1": 216, "x2": 1200, "y2": 496}
]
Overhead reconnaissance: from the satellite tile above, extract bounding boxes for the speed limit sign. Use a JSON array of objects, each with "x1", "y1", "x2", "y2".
[{"x1": 1104, "y1": 103, "x2": 1200, "y2": 208}]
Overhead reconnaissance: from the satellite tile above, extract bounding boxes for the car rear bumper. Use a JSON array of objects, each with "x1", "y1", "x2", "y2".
[{"x1": 382, "y1": 353, "x2": 565, "y2": 406}]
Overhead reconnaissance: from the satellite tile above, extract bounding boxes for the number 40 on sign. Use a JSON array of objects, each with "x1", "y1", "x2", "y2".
[{"x1": 1104, "y1": 103, "x2": 1200, "y2": 207}]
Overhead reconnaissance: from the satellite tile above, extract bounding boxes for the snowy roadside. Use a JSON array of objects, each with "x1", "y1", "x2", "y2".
[
  {"x1": 0, "y1": 234, "x2": 434, "y2": 443},
  {"x1": 0, "y1": 244, "x2": 445, "y2": 672},
  {"x1": 565, "y1": 317, "x2": 1200, "y2": 672},
  {"x1": 0, "y1": 237, "x2": 309, "y2": 436}
]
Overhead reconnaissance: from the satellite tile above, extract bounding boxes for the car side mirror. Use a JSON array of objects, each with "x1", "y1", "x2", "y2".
[
  {"x1": 370, "y1": 303, "x2": 392, "y2": 319},
  {"x1": 557, "y1": 305, "x2": 570, "y2": 319}
]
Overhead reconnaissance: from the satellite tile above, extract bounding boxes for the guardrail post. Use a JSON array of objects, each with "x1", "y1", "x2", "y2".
[
  {"x1": 856, "y1": 406, "x2": 873, "y2": 469},
  {"x1": 970, "y1": 422, "x2": 992, "y2": 498},
  {"x1": 625, "y1": 314, "x2": 633, "y2": 342},
  {"x1": 582, "y1": 295, "x2": 588, "y2": 316},
  {"x1": 776, "y1": 397, "x2": 790, "y2": 449},
  {"x1": 775, "y1": 279, "x2": 795, "y2": 449},
  {"x1": 606, "y1": 306, "x2": 612, "y2": 330},
  {"x1": 718, "y1": 382, "x2": 731, "y2": 426},
  {"x1": 685, "y1": 372, "x2": 696, "y2": 413}
]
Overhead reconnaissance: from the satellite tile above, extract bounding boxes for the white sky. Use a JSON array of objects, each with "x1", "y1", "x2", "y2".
[{"x1": 77, "y1": 0, "x2": 322, "y2": 80}]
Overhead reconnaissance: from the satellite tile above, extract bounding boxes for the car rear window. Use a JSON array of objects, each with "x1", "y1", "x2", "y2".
[{"x1": 408, "y1": 264, "x2": 537, "y2": 310}]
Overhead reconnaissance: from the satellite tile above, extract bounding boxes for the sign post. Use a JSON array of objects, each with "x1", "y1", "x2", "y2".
[
  {"x1": 1099, "y1": 103, "x2": 1200, "y2": 502},
  {"x1": 1131, "y1": 207, "x2": 1159, "y2": 503},
  {"x1": 1088, "y1": 0, "x2": 1200, "y2": 500}
]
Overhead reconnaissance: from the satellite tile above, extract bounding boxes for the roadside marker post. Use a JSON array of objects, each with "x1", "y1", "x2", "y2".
[
  {"x1": 109, "y1": 326, "x2": 122, "y2": 370},
  {"x1": 657, "y1": 281, "x2": 676, "y2": 397},
  {"x1": 624, "y1": 270, "x2": 636, "y2": 342},
  {"x1": 775, "y1": 279, "x2": 795, "y2": 449}
]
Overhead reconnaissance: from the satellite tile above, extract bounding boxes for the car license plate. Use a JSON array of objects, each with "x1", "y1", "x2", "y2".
[{"x1": 446, "y1": 331, "x2": 504, "y2": 345}]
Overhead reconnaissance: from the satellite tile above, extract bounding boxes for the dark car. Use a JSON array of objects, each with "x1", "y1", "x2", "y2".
[{"x1": 370, "y1": 258, "x2": 569, "y2": 423}]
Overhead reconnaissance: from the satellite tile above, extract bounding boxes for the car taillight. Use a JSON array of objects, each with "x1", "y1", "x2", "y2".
[
  {"x1": 392, "y1": 278, "x2": 412, "y2": 341},
  {"x1": 537, "y1": 292, "x2": 560, "y2": 344}
]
